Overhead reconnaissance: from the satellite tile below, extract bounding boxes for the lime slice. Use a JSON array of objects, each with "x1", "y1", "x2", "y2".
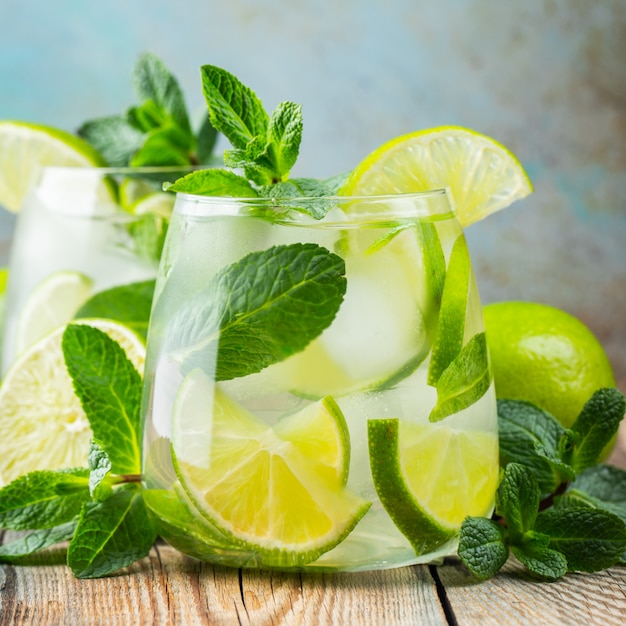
[
  {"x1": 0, "y1": 318, "x2": 145, "y2": 486},
  {"x1": 368, "y1": 418, "x2": 498, "y2": 555},
  {"x1": 129, "y1": 192, "x2": 175, "y2": 218},
  {"x1": 0, "y1": 121, "x2": 105, "y2": 213},
  {"x1": 172, "y1": 369, "x2": 370, "y2": 567},
  {"x1": 14, "y1": 270, "x2": 94, "y2": 357},
  {"x1": 0, "y1": 267, "x2": 8, "y2": 358},
  {"x1": 342, "y1": 126, "x2": 533, "y2": 226}
]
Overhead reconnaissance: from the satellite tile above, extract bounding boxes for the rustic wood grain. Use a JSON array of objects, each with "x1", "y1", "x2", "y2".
[{"x1": 436, "y1": 557, "x2": 626, "y2": 626}]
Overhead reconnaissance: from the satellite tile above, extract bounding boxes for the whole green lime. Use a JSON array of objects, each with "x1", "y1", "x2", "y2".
[{"x1": 483, "y1": 301, "x2": 617, "y2": 456}]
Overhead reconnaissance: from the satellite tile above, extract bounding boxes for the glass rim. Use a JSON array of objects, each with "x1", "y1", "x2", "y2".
[
  {"x1": 173, "y1": 188, "x2": 454, "y2": 221},
  {"x1": 37, "y1": 164, "x2": 206, "y2": 175}
]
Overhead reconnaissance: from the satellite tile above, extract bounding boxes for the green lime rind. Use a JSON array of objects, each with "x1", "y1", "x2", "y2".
[
  {"x1": 427, "y1": 233, "x2": 470, "y2": 386},
  {"x1": 172, "y1": 441, "x2": 371, "y2": 568},
  {"x1": 368, "y1": 418, "x2": 456, "y2": 555}
]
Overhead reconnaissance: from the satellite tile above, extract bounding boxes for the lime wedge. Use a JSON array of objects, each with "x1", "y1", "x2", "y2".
[
  {"x1": 368, "y1": 418, "x2": 498, "y2": 555},
  {"x1": 0, "y1": 319, "x2": 145, "y2": 486},
  {"x1": 129, "y1": 192, "x2": 175, "y2": 219},
  {"x1": 342, "y1": 126, "x2": 532, "y2": 226},
  {"x1": 172, "y1": 369, "x2": 370, "y2": 567},
  {"x1": 0, "y1": 267, "x2": 8, "y2": 360},
  {"x1": 0, "y1": 121, "x2": 105, "y2": 213},
  {"x1": 15, "y1": 270, "x2": 94, "y2": 356}
]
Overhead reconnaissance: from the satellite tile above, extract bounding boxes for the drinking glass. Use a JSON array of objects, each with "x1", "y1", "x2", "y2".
[
  {"x1": 141, "y1": 190, "x2": 499, "y2": 572},
  {"x1": 1, "y1": 166, "x2": 196, "y2": 374}
]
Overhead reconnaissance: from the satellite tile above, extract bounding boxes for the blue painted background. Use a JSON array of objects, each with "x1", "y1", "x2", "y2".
[{"x1": 1, "y1": 0, "x2": 624, "y2": 401}]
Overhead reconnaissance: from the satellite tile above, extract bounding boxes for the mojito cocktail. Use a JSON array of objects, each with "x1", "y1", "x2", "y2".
[{"x1": 141, "y1": 191, "x2": 499, "y2": 571}]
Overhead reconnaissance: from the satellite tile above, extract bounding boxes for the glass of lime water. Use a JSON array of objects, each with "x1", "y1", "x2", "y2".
[
  {"x1": 141, "y1": 189, "x2": 499, "y2": 571},
  {"x1": 1, "y1": 165, "x2": 197, "y2": 374}
]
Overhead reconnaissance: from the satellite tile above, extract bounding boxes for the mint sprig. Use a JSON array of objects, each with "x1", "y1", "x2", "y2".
[
  {"x1": 459, "y1": 387, "x2": 626, "y2": 580},
  {"x1": 78, "y1": 52, "x2": 217, "y2": 167},
  {"x1": 167, "y1": 64, "x2": 348, "y2": 219}
]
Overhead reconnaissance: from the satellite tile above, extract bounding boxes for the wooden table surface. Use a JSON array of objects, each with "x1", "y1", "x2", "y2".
[{"x1": 2, "y1": 427, "x2": 625, "y2": 626}]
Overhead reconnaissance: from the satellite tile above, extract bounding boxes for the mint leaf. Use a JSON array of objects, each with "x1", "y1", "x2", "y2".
[
  {"x1": 126, "y1": 213, "x2": 169, "y2": 264},
  {"x1": 74, "y1": 280, "x2": 155, "y2": 341},
  {"x1": 496, "y1": 463, "x2": 541, "y2": 541},
  {"x1": 133, "y1": 52, "x2": 191, "y2": 134},
  {"x1": 201, "y1": 64, "x2": 268, "y2": 150},
  {"x1": 497, "y1": 399, "x2": 571, "y2": 495},
  {"x1": 0, "y1": 469, "x2": 89, "y2": 530},
  {"x1": 458, "y1": 516, "x2": 509, "y2": 580},
  {"x1": 62, "y1": 324, "x2": 142, "y2": 475},
  {"x1": 87, "y1": 441, "x2": 113, "y2": 501},
  {"x1": 261, "y1": 178, "x2": 337, "y2": 219},
  {"x1": 266, "y1": 101, "x2": 303, "y2": 179},
  {"x1": 510, "y1": 531, "x2": 567, "y2": 580},
  {"x1": 535, "y1": 506, "x2": 626, "y2": 572},
  {"x1": 429, "y1": 332, "x2": 491, "y2": 422},
  {"x1": 562, "y1": 464, "x2": 626, "y2": 524},
  {"x1": 566, "y1": 388, "x2": 625, "y2": 473},
  {"x1": 0, "y1": 522, "x2": 77, "y2": 563},
  {"x1": 323, "y1": 171, "x2": 352, "y2": 194},
  {"x1": 67, "y1": 483, "x2": 156, "y2": 578},
  {"x1": 130, "y1": 123, "x2": 193, "y2": 167},
  {"x1": 168, "y1": 243, "x2": 346, "y2": 380},
  {"x1": 164, "y1": 168, "x2": 259, "y2": 198},
  {"x1": 77, "y1": 116, "x2": 144, "y2": 167}
]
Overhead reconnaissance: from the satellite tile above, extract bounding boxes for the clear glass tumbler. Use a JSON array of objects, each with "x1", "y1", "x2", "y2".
[
  {"x1": 1, "y1": 165, "x2": 196, "y2": 374},
  {"x1": 141, "y1": 190, "x2": 499, "y2": 572}
]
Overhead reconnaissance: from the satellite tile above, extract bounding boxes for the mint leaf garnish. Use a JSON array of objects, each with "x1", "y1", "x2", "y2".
[
  {"x1": 497, "y1": 399, "x2": 572, "y2": 494},
  {"x1": 77, "y1": 116, "x2": 143, "y2": 167},
  {"x1": 565, "y1": 388, "x2": 626, "y2": 473},
  {"x1": 74, "y1": 280, "x2": 155, "y2": 341},
  {"x1": 62, "y1": 324, "x2": 142, "y2": 475},
  {"x1": 0, "y1": 469, "x2": 89, "y2": 530},
  {"x1": 535, "y1": 506, "x2": 626, "y2": 572},
  {"x1": 265, "y1": 101, "x2": 303, "y2": 179},
  {"x1": 164, "y1": 168, "x2": 259, "y2": 197},
  {"x1": 0, "y1": 522, "x2": 77, "y2": 563},
  {"x1": 510, "y1": 531, "x2": 567, "y2": 580},
  {"x1": 67, "y1": 483, "x2": 156, "y2": 579},
  {"x1": 428, "y1": 332, "x2": 490, "y2": 422},
  {"x1": 458, "y1": 516, "x2": 508, "y2": 580},
  {"x1": 168, "y1": 243, "x2": 346, "y2": 380},
  {"x1": 201, "y1": 64, "x2": 268, "y2": 151},
  {"x1": 495, "y1": 463, "x2": 540, "y2": 540}
]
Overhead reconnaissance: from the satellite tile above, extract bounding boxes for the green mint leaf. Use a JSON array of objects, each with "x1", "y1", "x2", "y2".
[
  {"x1": 261, "y1": 178, "x2": 337, "y2": 219},
  {"x1": 168, "y1": 243, "x2": 346, "y2": 380},
  {"x1": 563, "y1": 464, "x2": 626, "y2": 524},
  {"x1": 418, "y1": 221, "x2": 446, "y2": 341},
  {"x1": 497, "y1": 399, "x2": 571, "y2": 495},
  {"x1": 510, "y1": 531, "x2": 568, "y2": 580},
  {"x1": 266, "y1": 101, "x2": 303, "y2": 179},
  {"x1": 77, "y1": 116, "x2": 144, "y2": 167},
  {"x1": 62, "y1": 324, "x2": 142, "y2": 475},
  {"x1": 429, "y1": 332, "x2": 491, "y2": 422},
  {"x1": 535, "y1": 506, "x2": 626, "y2": 572},
  {"x1": 458, "y1": 516, "x2": 509, "y2": 580},
  {"x1": 566, "y1": 388, "x2": 626, "y2": 473},
  {"x1": 130, "y1": 124, "x2": 194, "y2": 167},
  {"x1": 87, "y1": 441, "x2": 113, "y2": 501},
  {"x1": 196, "y1": 112, "x2": 219, "y2": 164},
  {"x1": 323, "y1": 171, "x2": 352, "y2": 194},
  {"x1": 126, "y1": 213, "x2": 169, "y2": 265},
  {"x1": 74, "y1": 280, "x2": 155, "y2": 341},
  {"x1": 496, "y1": 462, "x2": 541, "y2": 540},
  {"x1": 0, "y1": 469, "x2": 89, "y2": 530},
  {"x1": 164, "y1": 168, "x2": 259, "y2": 198},
  {"x1": 0, "y1": 521, "x2": 77, "y2": 563},
  {"x1": 427, "y1": 233, "x2": 470, "y2": 385},
  {"x1": 201, "y1": 64, "x2": 268, "y2": 150},
  {"x1": 67, "y1": 483, "x2": 156, "y2": 578},
  {"x1": 133, "y1": 52, "x2": 191, "y2": 135},
  {"x1": 127, "y1": 99, "x2": 168, "y2": 133}
]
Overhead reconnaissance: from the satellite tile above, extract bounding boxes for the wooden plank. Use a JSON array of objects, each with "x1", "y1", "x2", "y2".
[
  {"x1": 0, "y1": 540, "x2": 448, "y2": 626},
  {"x1": 436, "y1": 557, "x2": 626, "y2": 626}
]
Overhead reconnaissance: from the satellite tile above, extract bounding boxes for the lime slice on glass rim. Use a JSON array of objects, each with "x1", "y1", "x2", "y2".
[
  {"x1": 14, "y1": 270, "x2": 94, "y2": 357},
  {"x1": 0, "y1": 319, "x2": 145, "y2": 486},
  {"x1": 368, "y1": 418, "x2": 499, "y2": 555},
  {"x1": 341, "y1": 125, "x2": 533, "y2": 226},
  {"x1": 0, "y1": 121, "x2": 105, "y2": 213},
  {"x1": 171, "y1": 368, "x2": 370, "y2": 567}
]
